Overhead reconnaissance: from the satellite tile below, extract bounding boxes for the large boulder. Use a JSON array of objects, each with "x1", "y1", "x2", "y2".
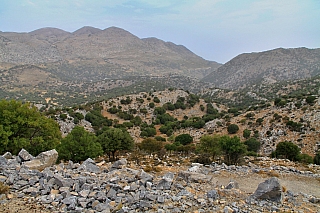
[
  {"x1": 178, "y1": 171, "x2": 212, "y2": 183},
  {"x1": 23, "y1": 149, "x2": 58, "y2": 171},
  {"x1": 251, "y1": 177, "x2": 283, "y2": 203}
]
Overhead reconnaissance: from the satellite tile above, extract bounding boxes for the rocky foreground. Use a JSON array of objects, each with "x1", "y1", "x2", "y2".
[{"x1": 0, "y1": 150, "x2": 320, "y2": 213}]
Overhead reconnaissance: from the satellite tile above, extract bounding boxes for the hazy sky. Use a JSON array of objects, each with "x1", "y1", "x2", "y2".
[{"x1": 0, "y1": 0, "x2": 319, "y2": 63}]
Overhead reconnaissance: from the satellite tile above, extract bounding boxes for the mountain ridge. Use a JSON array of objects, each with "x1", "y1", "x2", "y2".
[
  {"x1": 203, "y1": 47, "x2": 320, "y2": 90},
  {"x1": 0, "y1": 26, "x2": 221, "y2": 80}
]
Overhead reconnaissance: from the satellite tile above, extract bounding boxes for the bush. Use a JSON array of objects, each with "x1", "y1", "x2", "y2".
[
  {"x1": 155, "y1": 136, "x2": 166, "y2": 141},
  {"x1": 243, "y1": 129, "x2": 251, "y2": 139},
  {"x1": 153, "y1": 97, "x2": 160, "y2": 103},
  {"x1": 193, "y1": 153, "x2": 212, "y2": 165},
  {"x1": 57, "y1": 126, "x2": 103, "y2": 162},
  {"x1": 306, "y1": 96, "x2": 316, "y2": 105},
  {"x1": 244, "y1": 138, "x2": 261, "y2": 153},
  {"x1": 175, "y1": 134, "x2": 193, "y2": 146},
  {"x1": 314, "y1": 152, "x2": 320, "y2": 165},
  {"x1": 149, "y1": 102, "x2": 155, "y2": 108},
  {"x1": 298, "y1": 153, "x2": 313, "y2": 164},
  {"x1": 273, "y1": 141, "x2": 300, "y2": 161},
  {"x1": 227, "y1": 124, "x2": 239, "y2": 134}
]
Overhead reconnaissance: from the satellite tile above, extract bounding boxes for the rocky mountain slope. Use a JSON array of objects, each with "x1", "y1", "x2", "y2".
[
  {"x1": 203, "y1": 47, "x2": 320, "y2": 90},
  {"x1": 0, "y1": 26, "x2": 220, "y2": 80}
]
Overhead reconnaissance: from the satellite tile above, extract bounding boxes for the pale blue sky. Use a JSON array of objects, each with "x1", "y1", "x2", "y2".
[{"x1": 0, "y1": 0, "x2": 319, "y2": 63}]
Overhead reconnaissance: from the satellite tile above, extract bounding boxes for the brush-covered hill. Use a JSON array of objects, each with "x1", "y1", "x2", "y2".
[
  {"x1": 52, "y1": 88, "x2": 320, "y2": 157},
  {"x1": 203, "y1": 47, "x2": 320, "y2": 90}
]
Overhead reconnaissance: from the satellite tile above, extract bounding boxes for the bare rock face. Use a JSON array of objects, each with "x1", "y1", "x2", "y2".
[
  {"x1": 23, "y1": 149, "x2": 58, "y2": 171},
  {"x1": 251, "y1": 177, "x2": 283, "y2": 203}
]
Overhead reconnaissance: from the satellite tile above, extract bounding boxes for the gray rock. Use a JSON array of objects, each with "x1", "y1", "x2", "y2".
[
  {"x1": 177, "y1": 189, "x2": 192, "y2": 197},
  {"x1": 207, "y1": 190, "x2": 219, "y2": 200},
  {"x1": 2, "y1": 152, "x2": 13, "y2": 159},
  {"x1": 62, "y1": 196, "x2": 77, "y2": 205},
  {"x1": 138, "y1": 169, "x2": 153, "y2": 182},
  {"x1": 157, "y1": 195, "x2": 165, "y2": 203},
  {"x1": 157, "y1": 172, "x2": 174, "y2": 190},
  {"x1": 107, "y1": 188, "x2": 117, "y2": 199},
  {"x1": 54, "y1": 174, "x2": 73, "y2": 187},
  {"x1": 309, "y1": 197, "x2": 320, "y2": 203},
  {"x1": 251, "y1": 177, "x2": 283, "y2": 203},
  {"x1": 0, "y1": 156, "x2": 8, "y2": 166},
  {"x1": 95, "y1": 202, "x2": 110, "y2": 212},
  {"x1": 225, "y1": 181, "x2": 239, "y2": 189},
  {"x1": 178, "y1": 171, "x2": 211, "y2": 183},
  {"x1": 23, "y1": 149, "x2": 58, "y2": 171},
  {"x1": 18, "y1": 149, "x2": 34, "y2": 161},
  {"x1": 111, "y1": 159, "x2": 127, "y2": 170},
  {"x1": 139, "y1": 200, "x2": 152, "y2": 209},
  {"x1": 78, "y1": 158, "x2": 100, "y2": 173}
]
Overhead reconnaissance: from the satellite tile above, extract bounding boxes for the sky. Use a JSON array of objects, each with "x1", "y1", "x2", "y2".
[{"x1": 0, "y1": 0, "x2": 319, "y2": 63}]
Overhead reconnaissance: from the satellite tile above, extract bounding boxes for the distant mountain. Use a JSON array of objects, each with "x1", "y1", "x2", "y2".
[
  {"x1": 0, "y1": 26, "x2": 221, "y2": 80},
  {"x1": 202, "y1": 47, "x2": 320, "y2": 90}
]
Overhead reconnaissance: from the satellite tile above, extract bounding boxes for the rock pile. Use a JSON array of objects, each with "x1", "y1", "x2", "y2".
[{"x1": 0, "y1": 150, "x2": 320, "y2": 212}]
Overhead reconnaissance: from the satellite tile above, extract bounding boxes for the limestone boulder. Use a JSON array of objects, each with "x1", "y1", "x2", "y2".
[{"x1": 23, "y1": 149, "x2": 58, "y2": 171}]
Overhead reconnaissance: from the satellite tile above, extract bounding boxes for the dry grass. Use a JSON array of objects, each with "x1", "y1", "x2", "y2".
[
  {"x1": 257, "y1": 170, "x2": 280, "y2": 177},
  {"x1": 0, "y1": 182, "x2": 10, "y2": 195}
]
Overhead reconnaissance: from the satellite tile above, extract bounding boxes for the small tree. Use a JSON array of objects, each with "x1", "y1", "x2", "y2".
[
  {"x1": 97, "y1": 128, "x2": 134, "y2": 160},
  {"x1": 220, "y1": 135, "x2": 246, "y2": 165},
  {"x1": 57, "y1": 126, "x2": 103, "y2": 162},
  {"x1": 175, "y1": 134, "x2": 193, "y2": 146},
  {"x1": 197, "y1": 135, "x2": 221, "y2": 160},
  {"x1": 0, "y1": 100, "x2": 61, "y2": 156},
  {"x1": 227, "y1": 124, "x2": 239, "y2": 134},
  {"x1": 139, "y1": 138, "x2": 163, "y2": 155}
]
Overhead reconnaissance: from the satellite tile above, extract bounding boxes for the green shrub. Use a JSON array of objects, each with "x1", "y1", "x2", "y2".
[
  {"x1": 57, "y1": 126, "x2": 103, "y2": 162},
  {"x1": 313, "y1": 152, "x2": 320, "y2": 165},
  {"x1": 243, "y1": 129, "x2": 251, "y2": 139},
  {"x1": 175, "y1": 134, "x2": 193, "y2": 145},
  {"x1": 244, "y1": 138, "x2": 261, "y2": 152},
  {"x1": 298, "y1": 153, "x2": 313, "y2": 164},
  {"x1": 227, "y1": 124, "x2": 239, "y2": 134},
  {"x1": 273, "y1": 141, "x2": 300, "y2": 161}
]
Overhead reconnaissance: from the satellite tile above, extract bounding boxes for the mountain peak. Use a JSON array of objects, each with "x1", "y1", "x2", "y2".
[
  {"x1": 72, "y1": 26, "x2": 102, "y2": 35},
  {"x1": 29, "y1": 27, "x2": 70, "y2": 36}
]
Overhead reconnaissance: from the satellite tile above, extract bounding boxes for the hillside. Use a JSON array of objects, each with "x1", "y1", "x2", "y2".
[
  {"x1": 203, "y1": 47, "x2": 320, "y2": 90},
  {"x1": 0, "y1": 26, "x2": 221, "y2": 80},
  {"x1": 53, "y1": 89, "x2": 320, "y2": 157}
]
